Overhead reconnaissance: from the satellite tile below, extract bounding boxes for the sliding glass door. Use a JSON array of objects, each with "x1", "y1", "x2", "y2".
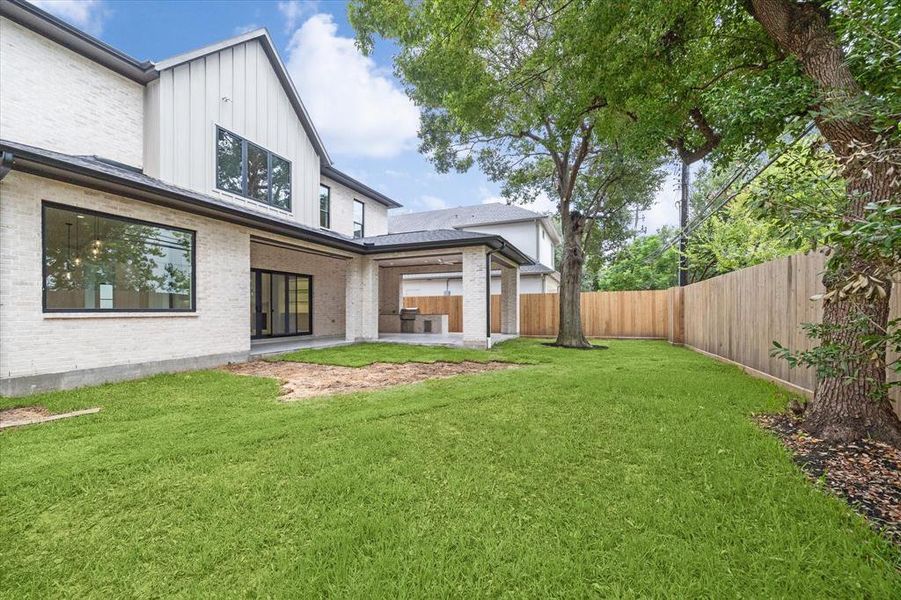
[{"x1": 250, "y1": 269, "x2": 312, "y2": 338}]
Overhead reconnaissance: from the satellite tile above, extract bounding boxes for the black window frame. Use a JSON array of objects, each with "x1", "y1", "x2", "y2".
[
  {"x1": 215, "y1": 126, "x2": 292, "y2": 211},
  {"x1": 250, "y1": 268, "x2": 314, "y2": 339},
  {"x1": 319, "y1": 184, "x2": 331, "y2": 229},
  {"x1": 41, "y1": 201, "x2": 197, "y2": 313},
  {"x1": 353, "y1": 199, "x2": 365, "y2": 239}
]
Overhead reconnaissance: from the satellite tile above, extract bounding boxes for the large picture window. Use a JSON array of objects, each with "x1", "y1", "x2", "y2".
[
  {"x1": 319, "y1": 184, "x2": 331, "y2": 228},
  {"x1": 353, "y1": 200, "x2": 365, "y2": 238},
  {"x1": 42, "y1": 203, "x2": 195, "y2": 312},
  {"x1": 216, "y1": 126, "x2": 291, "y2": 210}
]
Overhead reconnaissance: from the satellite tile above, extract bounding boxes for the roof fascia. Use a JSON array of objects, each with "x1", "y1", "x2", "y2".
[
  {"x1": 321, "y1": 166, "x2": 402, "y2": 209},
  {"x1": 2, "y1": 143, "x2": 531, "y2": 263},
  {"x1": 1, "y1": 0, "x2": 157, "y2": 83}
]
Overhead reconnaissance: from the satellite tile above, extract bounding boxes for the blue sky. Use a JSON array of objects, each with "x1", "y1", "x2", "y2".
[{"x1": 31, "y1": 0, "x2": 680, "y2": 229}]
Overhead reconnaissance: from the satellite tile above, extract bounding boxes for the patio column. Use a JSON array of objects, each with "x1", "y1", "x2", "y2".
[
  {"x1": 500, "y1": 265, "x2": 520, "y2": 335},
  {"x1": 462, "y1": 246, "x2": 491, "y2": 349},
  {"x1": 345, "y1": 256, "x2": 379, "y2": 342}
]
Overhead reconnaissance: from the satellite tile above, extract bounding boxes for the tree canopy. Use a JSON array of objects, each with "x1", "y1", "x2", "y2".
[
  {"x1": 350, "y1": 0, "x2": 666, "y2": 347},
  {"x1": 594, "y1": 228, "x2": 679, "y2": 291}
]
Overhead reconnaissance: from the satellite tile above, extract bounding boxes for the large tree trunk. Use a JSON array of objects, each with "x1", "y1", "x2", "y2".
[
  {"x1": 748, "y1": 0, "x2": 901, "y2": 444},
  {"x1": 555, "y1": 208, "x2": 591, "y2": 347}
]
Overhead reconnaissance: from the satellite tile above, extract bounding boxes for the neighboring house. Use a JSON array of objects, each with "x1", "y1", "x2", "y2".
[
  {"x1": 390, "y1": 203, "x2": 560, "y2": 295},
  {"x1": 0, "y1": 0, "x2": 532, "y2": 395}
]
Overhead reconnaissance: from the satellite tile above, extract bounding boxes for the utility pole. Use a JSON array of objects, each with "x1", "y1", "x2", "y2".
[{"x1": 678, "y1": 161, "x2": 689, "y2": 287}]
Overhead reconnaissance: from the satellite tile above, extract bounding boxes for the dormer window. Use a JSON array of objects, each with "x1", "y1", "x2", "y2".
[{"x1": 216, "y1": 126, "x2": 291, "y2": 211}]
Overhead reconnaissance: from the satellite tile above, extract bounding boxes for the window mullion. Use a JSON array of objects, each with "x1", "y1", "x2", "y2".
[
  {"x1": 267, "y1": 151, "x2": 273, "y2": 207},
  {"x1": 241, "y1": 140, "x2": 248, "y2": 197}
]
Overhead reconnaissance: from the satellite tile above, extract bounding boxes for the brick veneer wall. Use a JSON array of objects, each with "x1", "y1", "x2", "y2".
[
  {"x1": 0, "y1": 18, "x2": 144, "y2": 168},
  {"x1": 249, "y1": 241, "x2": 348, "y2": 338},
  {"x1": 0, "y1": 172, "x2": 249, "y2": 393}
]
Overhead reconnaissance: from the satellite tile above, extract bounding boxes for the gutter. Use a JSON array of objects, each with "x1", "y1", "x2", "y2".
[
  {"x1": 1, "y1": 0, "x2": 157, "y2": 84},
  {"x1": 365, "y1": 235, "x2": 531, "y2": 266},
  {"x1": 0, "y1": 142, "x2": 534, "y2": 266},
  {"x1": 322, "y1": 165, "x2": 402, "y2": 209},
  {"x1": 0, "y1": 151, "x2": 13, "y2": 181},
  {"x1": 3, "y1": 144, "x2": 365, "y2": 254}
]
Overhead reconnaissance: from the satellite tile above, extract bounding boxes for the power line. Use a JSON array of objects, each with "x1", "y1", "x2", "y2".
[{"x1": 643, "y1": 123, "x2": 816, "y2": 265}]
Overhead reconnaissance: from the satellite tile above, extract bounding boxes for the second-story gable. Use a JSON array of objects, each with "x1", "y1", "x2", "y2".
[
  {"x1": 0, "y1": 1, "x2": 401, "y2": 238},
  {"x1": 143, "y1": 31, "x2": 323, "y2": 227}
]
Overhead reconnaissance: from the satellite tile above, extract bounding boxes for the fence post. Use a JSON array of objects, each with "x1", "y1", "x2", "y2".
[{"x1": 668, "y1": 286, "x2": 684, "y2": 345}]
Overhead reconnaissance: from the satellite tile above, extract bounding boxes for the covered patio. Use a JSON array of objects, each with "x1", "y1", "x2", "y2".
[
  {"x1": 355, "y1": 235, "x2": 524, "y2": 350},
  {"x1": 248, "y1": 230, "x2": 530, "y2": 356},
  {"x1": 249, "y1": 332, "x2": 520, "y2": 358}
]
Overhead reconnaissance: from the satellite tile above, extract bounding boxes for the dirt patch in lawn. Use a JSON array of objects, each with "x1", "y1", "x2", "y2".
[
  {"x1": 0, "y1": 406, "x2": 102, "y2": 429},
  {"x1": 756, "y1": 413, "x2": 901, "y2": 546},
  {"x1": 0, "y1": 406, "x2": 52, "y2": 427},
  {"x1": 224, "y1": 360, "x2": 517, "y2": 400}
]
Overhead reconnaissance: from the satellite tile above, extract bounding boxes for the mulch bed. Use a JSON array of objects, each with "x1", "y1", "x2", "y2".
[
  {"x1": 756, "y1": 413, "x2": 901, "y2": 546},
  {"x1": 540, "y1": 343, "x2": 608, "y2": 350}
]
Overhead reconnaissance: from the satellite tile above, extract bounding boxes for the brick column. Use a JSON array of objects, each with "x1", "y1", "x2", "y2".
[
  {"x1": 345, "y1": 256, "x2": 379, "y2": 342},
  {"x1": 500, "y1": 265, "x2": 520, "y2": 335},
  {"x1": 461, "y1": 246, "x2": 491, "y2": 349},
  {"x1": 378, "y1": 267, "x2": 403, "y2": 315}
]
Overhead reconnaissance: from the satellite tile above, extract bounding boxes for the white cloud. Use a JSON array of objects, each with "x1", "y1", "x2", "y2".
[
  {"x1": 233, "y1": 23, "x2": 261, "y2": 35},
  {"x1": 285, "y1": 14, "x2": 420, "y2": 158},
  {"x1": 31, "y1": 0, "x2": 107, "y2": 36},
  {"x1": 278, "y1": 1, "x2": 318, "y2": 32},
  {"x1": 480, "y1": 188, "x2": 556, "y2": 214},
  {"x1": 418, "y1": 195, "x2": 447, "y2": 210}
]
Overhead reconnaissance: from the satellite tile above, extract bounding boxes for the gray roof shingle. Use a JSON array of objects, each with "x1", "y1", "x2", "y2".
[
  {"x1": 360, "y1": 229, "x2": 492, "y2": 247},
  {"x1": 0, "y1": 139, "x2": 533, "y2": 266},
  {"x1": 389, "y1": 203, "x2": 551, "y2": 233}
]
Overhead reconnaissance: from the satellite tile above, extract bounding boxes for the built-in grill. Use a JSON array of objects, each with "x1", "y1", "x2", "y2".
[{"x1": 400, "y1": 307, "x2": 419, "y2": 333}]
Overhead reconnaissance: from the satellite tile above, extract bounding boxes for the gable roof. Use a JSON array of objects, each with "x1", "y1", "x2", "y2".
[
  {"x1": 151, "y1": 29, "x2": 332, "y2": 166},
  {"x1": 389, "y1": 202, "x2": 560, "y2": 243},
  {"x1": 0, "y1": 0, "x2": 331, "y2": 165}
]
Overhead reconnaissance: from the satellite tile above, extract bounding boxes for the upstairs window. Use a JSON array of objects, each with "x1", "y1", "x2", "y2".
[
  {"x1": 319, "y1": 184, "x2": 331, "y2": 228},
  {"x1": 216, "y1": 126, "x2": 291, "y2": 211},
  {"x1": 353, "y1": 200, "x2": 365, "y2": 238}
]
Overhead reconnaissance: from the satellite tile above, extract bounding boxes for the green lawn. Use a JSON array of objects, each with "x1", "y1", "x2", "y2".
[{"x1": 1, "y1": 339, "x2": 898, "y2": 597}]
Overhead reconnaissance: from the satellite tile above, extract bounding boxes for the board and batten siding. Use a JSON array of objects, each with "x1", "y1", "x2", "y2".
[{"x1": 144, "y1": 39, "x2": 321, "y2": 228}]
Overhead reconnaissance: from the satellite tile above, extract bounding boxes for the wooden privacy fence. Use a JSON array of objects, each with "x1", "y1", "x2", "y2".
[
  {"x1": 403, "y1": 289, "x2": 670, "y2": 338},
  {"x1": 403, "y1": 251, "x2": 900, "y2": 415},
  {"x1": 678, "y1": 252, "x2": 900, "y2": 415}
]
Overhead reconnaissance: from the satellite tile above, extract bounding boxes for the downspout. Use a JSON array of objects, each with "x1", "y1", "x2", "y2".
[
  {"x1": 0, "y1": 152, "x2": 14, "y2": 181},
  {"x1": 486, "y1": 242, "x2": 505, "y2": 340}
]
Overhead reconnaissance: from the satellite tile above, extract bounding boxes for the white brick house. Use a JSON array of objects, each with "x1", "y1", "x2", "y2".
[{"x1": 0, "y1": 0, "x2": 531, "y2": 395}]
